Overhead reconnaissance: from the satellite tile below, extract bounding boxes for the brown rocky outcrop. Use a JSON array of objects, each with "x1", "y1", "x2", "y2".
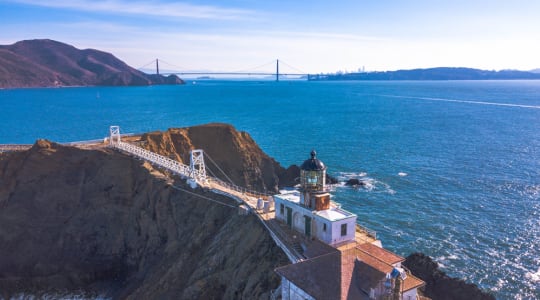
[
  {"x1": 404, "y1": 253, "x2": 495, "y2": 300},
  {"x1": 140, "y1": 123, "x2": 299, "y2": 193},
  {"x1": 0, "y1": 39, "x2": 184, "y2": 88},
  {"x1": 0, "y1": 137, "x2": 289, "y2": 298}
]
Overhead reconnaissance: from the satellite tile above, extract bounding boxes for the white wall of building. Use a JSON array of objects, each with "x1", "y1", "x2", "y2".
[
  {"x1": 274, "y1": 195, "x2": 357, "y2": 245},
  {"x1": 402, "y1": 288, "x2": 418, "y2": 300}
]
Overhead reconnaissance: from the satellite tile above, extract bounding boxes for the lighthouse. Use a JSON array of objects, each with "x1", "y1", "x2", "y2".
[
  {"x1": 300, "y1": 150, "x2": 331, "y2": 211},
  {"x1": 273, "y1": 150, "x2": 356, "y2": 245}
]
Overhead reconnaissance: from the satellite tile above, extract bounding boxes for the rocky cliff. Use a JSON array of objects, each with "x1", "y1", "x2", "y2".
[
  {"x1": 0, "y1": 39, "x2": 184, "y2": 88},
  {"x1": 140, "y1": 123, "x2": 299, "y2": 193},
  {"x1": 0, "y1": 137, "x2": 289, "y2": 298}
]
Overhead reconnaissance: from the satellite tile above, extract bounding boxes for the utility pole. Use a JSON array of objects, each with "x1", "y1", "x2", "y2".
[
  {"x1": 156, "y1": 59, "x2": 160, "y2": 75},
  {"x1": 276, "y1": 59, "x2": 279, "y2": 82}
]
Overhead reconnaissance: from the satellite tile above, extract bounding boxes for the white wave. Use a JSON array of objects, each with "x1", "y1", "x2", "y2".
[
  {"x1": 377, "y1": 94, "x2": 540, "y2": 109},
  {"x1": 398, "y1": 172, "x2": 408, "y2": 177},
  {"x1": 525, "y1": 268, "x2": 540, "y2": 282},
  {"x1": 336, "y1": 171, "x2": 395, "y2": 194}
]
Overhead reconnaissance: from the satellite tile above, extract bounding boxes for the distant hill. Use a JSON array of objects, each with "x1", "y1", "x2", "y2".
[
  {"x1": 0, "y1": 39, "x2": 183, "y2": 88},
  {"x1": 310, "y1": 67, "x2": 540, "y2": 81},
  {"x1": 530, "y1": 68, "x2": 540, "y2": 74}
]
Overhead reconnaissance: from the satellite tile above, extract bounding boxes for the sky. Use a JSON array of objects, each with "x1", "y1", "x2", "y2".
[{"x1": 1, "y1": 0, "x2": 539, "y2": 74}]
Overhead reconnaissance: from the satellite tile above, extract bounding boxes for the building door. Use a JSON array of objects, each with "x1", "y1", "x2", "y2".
[
  {"x1": 286, "y1": 207, "x2": 292, "y2": 227},
  {"x1": 304, "y1": 216, "x2": 312, "y2": 237}
]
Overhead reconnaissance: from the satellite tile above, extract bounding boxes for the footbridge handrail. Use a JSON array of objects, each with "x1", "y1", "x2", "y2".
[
  {"x1": 0, "y1": 144, "x2": 32, "y2": 152},
  {"x1": 107, "y1": 126, "x2": 304, "y2": 264},
  {"x1": 113, "y1": 141, "x2": 202, "y2": 179},
  {"x1": 208, "y1": 177, "x2": 271, "y2": 199}
]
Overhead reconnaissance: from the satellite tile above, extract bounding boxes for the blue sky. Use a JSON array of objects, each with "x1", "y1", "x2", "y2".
[{"x1": 1, "y1": 0, "x2": 539, "y2": 73}]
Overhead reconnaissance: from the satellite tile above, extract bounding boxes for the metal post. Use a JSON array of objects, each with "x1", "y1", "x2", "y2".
[
  {"x1": 190, "y1": 149, "x2": 207, "y2": 182},
  {"x1": 109, "y1": 126, "x2": 120, "y2": 146},
  {"x1": 276, "y1": 59, "x2": 279, "y2": 82}
]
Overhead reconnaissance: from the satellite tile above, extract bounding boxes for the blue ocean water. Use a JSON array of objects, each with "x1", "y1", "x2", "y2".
[{"x1": 1, "y1": 81, "x2": 539, "y2": 299}]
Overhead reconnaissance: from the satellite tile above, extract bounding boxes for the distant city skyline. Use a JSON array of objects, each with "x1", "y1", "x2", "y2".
[{"x1": 1, "y1": 0, "x2": 539, "y2": 73}]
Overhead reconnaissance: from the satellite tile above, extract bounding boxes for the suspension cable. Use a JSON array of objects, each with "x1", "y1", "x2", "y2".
[
  {"x1": 170, "y1": 184, "x2": 237, "y2": 209},
  {"x1": 204, "y1": 152, "x2": 236, "y2": 185},
  {"x1": 278, "y1": 60, "x2": 307, "y2": 74},
  {"x1": 231, "y1": 60, "x2": 276, "y2": 73},
  {"x1": 137, "y1": 59, "x2": 158, "y2": 70},
  {"x1": 157, "y1": 59, "x2": 188, "y2": 71}
]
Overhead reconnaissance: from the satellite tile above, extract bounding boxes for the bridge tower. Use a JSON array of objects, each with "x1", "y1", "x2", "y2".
[
  {"x1": 109, "y1": 126, "x2": 121, "y2": 146},
  {"x1": 190, "y1": 149, "x2": 207, "y2": 182},
  {"x1": 156, "y1": 59, "x2": 160, "y2": 75},
  {"x1": 276, "y1": 59, "x2": 279, "y2": 82}
]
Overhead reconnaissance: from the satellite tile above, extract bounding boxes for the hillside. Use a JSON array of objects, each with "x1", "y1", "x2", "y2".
[
  {"x1": 310, "y1": 67, "x2": 540, "y2": 81},
  {"x1": 0, "y1": 39, "x2": 183, "y2": 88},
  {"x1": 0, "y1": 133, "x2": 289, "y2": 298}
]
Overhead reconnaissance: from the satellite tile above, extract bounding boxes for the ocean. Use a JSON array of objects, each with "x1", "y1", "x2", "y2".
[{"x1": 1, "y1": 80, "x2": 539, "y2": 299}]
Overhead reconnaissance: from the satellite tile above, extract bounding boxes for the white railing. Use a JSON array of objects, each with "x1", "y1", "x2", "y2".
[
  {"x1": 0, "y1": 144, "x2": 32, "y2": 152},
  {"x1": 357, "y1": 223, "x2": 377, "y2": 239},
  {"x1": 111, "y1": 140, "x2": 304, "y2": 263},
  {"x1": 113, "y1": 141, "x2": 204, "y2": 180},
  {"x1": 208, "y1": 177, "x2": 270, "y2": 199}
]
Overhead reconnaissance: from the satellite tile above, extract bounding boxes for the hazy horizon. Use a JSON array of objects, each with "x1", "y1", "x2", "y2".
[{"x1": 1, "y1": 0, "x2": 539, "y2": 74}]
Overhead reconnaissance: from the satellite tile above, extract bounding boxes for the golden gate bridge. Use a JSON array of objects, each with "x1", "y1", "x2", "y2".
[{"x1": 138, "y1": 59, "x2": 312, "y2": 81}]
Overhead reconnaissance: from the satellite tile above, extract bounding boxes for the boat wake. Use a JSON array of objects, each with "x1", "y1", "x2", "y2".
[{"x1": 376, "y1": 94, "x2": 540, "y2": 109}]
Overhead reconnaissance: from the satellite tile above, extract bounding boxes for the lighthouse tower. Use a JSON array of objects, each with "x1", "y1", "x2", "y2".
[{"x1": 300, "y1": 150, "x2": 330, "y2": 210}]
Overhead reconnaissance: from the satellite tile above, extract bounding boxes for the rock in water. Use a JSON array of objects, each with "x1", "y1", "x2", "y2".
[
  {"x1": 345, "y1": 178, "x2": 366, "y2": 186},
  {"x1": 403, "y1": 253, "x2": 495, "y2": 300}
]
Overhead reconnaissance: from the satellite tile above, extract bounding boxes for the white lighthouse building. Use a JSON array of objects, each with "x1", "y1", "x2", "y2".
[
  {"x1": 274, "y1": 150, "x2": 357, "y2": 246},
  {"x1": 273, "y1": 151, "x2": 426, "y2": 300}
]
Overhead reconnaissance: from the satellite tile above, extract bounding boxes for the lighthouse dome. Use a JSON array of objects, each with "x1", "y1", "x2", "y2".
[{"x1": 301, "y1": 150, "x2": 326, "y2": 171}]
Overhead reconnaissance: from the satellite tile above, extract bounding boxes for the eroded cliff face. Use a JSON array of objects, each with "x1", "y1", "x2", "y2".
[
  {"x1": 0, "y1": 138, "x2": 289, "y2": 299},
  {"x1": 140, "y1": 123, "x2": 299, "y2": 193}
]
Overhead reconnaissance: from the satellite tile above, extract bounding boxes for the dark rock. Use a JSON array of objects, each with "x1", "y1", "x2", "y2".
[
  {"x1": 404, "y1": 253, "x2": 495, "y2": 300},
  {"x1": 326, "y1": 173, "x2": 339, "y2": 184},
  {"x1": 277, "y1": 165, "x2": 301, "y2": 188},
  {"x1": 345, "y1": 178, "x2": 365, "y2": 186}
]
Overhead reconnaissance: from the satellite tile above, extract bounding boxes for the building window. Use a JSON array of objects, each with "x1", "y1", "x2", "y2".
[
  {"x1": 280, "y1": 203, "x2": 284, "y2": 215},
  {"x1": 341, "y1": 223, "x2": 347, "y2": 236},
  {"x1": 323, "y1": 223, "x2": 327, "y2": 232}
]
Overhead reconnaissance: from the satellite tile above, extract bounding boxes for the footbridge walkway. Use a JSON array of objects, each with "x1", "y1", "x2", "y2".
[
  {"x1": 1, "y1": 126, "x2": 376, "y2": 264},
  {"x1": 107, "y1": 126, "x2": 306, "y2": 263}
]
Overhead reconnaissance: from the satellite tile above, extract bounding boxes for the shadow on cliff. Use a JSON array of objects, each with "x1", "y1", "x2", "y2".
[
  {"x1": 140, "y1": 123, "x2": 301, "y2": 194},
  {"x1": 0, "y1": 134, "x2": 289, "y2": 298}
]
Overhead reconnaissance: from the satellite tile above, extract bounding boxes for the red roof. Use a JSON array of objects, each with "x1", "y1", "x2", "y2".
[
  {"x1": 357, "y1": 242, "x2": 405, "y2": 265},
  {"x1": 275, "y1": 242, "x2": 425, "y2": 299}
]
